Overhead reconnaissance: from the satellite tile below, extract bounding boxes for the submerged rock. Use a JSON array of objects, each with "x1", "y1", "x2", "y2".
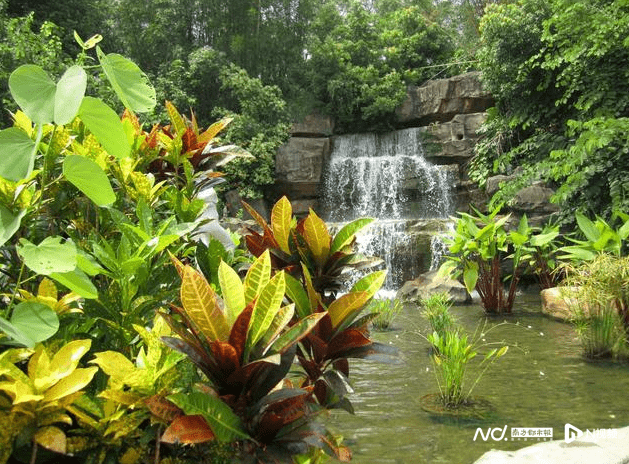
[
  {"x1": 396, "y1": 270, "x2": 470, "y2": 304},
  {"x1": 541, "y1": 287, "x2": 585, "y2": 321}
]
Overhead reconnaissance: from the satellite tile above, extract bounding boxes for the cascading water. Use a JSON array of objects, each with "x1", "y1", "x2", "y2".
[{"x1": 321, "y1": 127, "x2": 455, "y2": 289}]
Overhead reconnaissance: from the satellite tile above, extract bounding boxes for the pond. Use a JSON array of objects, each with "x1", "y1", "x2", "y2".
[{"x1": 327, "y1": 293, "x2": 629, "y2": 464}]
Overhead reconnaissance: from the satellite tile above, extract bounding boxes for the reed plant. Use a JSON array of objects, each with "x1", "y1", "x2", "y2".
[
  {"x1": 368, "y1": 297, "x2": 403, "y2": 330},
  {"x1": 427, "y1": 320, "x2": 508, "y2": 408},
  {"x1": 562, "y1": 253, "x2": 629, "y2": 359},
  {"x1": 421, "y1": 291, "x2": 456, "y2": 337}
]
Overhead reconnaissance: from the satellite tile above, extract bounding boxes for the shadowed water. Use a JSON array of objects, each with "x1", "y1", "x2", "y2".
[{"x1": 327, "y1": 295, "x2": 629, "y2": 463}]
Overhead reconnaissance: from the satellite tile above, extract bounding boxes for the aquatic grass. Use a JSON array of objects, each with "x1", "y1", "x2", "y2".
[
  {"x1": 368, "y1": 298, "x2": 403, "y2": 330},
  {"x1": 421, "y1": 291, "x2": 457, "y2": 337},
  {"x1": 562, "y1": 254, "x2": 629, "y2": 359},
  {"x1": 426, "y1": 319, "x2": 509, "y2": 408}
]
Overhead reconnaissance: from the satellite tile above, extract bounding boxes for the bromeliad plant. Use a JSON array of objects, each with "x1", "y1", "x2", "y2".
[
  {"x1": 157, "y1": 251, "x2": 351, "y2": 460},
  {"x1": 438, "y1": 207, "x2": 531, "y2": 314}
]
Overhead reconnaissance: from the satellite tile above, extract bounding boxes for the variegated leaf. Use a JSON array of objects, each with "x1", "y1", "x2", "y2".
[
  {"x1": 218, "y1": 261, "x2": 245, "y2": 323},
  {"x1": 180, "y1": 265, "x2": 230, "y2": 342},
  {"x1": 243, "y1": 250, "x2": 271, "y2": 305},
  {"x1": 271, "y1": 196, "x2": 292, "y2": 254}
]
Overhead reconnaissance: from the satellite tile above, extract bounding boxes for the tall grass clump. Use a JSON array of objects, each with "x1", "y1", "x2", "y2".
[
  {"x1": 368, "y1": 298, "x2": 403, "y2": 330},
  {"x1": 562, "y1": 254, "x2": 629, "y2": 359},
  {"x1": 421, "y1": 292, "x2": 457, "y2": 337}
]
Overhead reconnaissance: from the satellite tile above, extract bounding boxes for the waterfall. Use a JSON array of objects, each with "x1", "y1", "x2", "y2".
[{"x1": 321, "y1": 127, "x2": 454, "y2": 289}]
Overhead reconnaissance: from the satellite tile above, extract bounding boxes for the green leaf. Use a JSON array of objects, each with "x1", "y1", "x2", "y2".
[
  {"x1": 50, "y1": 268, "x2": 98, "y2": 299},
  {"x1": 350, "y1": 270, "x2": 387, "y2": 300},
  {"x1": 327, "y1": 291, "x2": 370, "y2": 329},
  {"x1": 463, "y1": 261, "x2": 479, "y2": 293},
  {"x1": 63, "y1": 155, "x2": 116, "y2": 206},
  {"x1": 284, "y1": 273, "x2": 311, "y2": 318},
  {"x1": 269, "y1": 312, "x2": 325, "y2": 355},
  {"x1": 331, "y1": 218, "x2": 374, "y2": 254},
  {"x1": 9, "y1": 65, "x2": 55, "y2": 124},
  {"x1": 78, "y1": 96, "x2": 131, "y2": 159},
  {"x1": 0, "y1": 206, "x2": 26, "y2": 247},
  {"x1": 218, "y1": 261, "x2": 245, "y2": 323},
  {"x1": 0, "y1": 128, "x2": 37, "y2": 181},
  {"x1": 271, "y1": 196, "x2": 292, "y2": 254},
  {"x1": 9, "y1": 302, "x2": 59, "y2": 347},
  {"x1": 54, "y1": 65, "x2": 87, "y2": 125},
  {"x1": 303, "y1": 210, "x2": 331, "y2": 267},
  {"x1": 248, "y1": 272, "x2": 286, "y2": 348},
  {"x1": 576, "y1": 212, "x2": 600, "y2": 243},
  {"x1": 180, "y1": 265, "x2": 230, "y2": 342},
  {"x1": 167, "y1": 392, "x2": 250, "y2": 443},
  {"x1": 18, "y1": 236, "x2": 77, "y2": 275},
  {"x1": 243, "y1": 250, "x2": 271, "y2": 305},
  {"x1": 97, "y1": 47, "x2": 156, "y2": 113}
]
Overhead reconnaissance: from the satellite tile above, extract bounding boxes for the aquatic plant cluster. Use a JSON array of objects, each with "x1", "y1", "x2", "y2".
[{"x1": 0, "y1": 41, "x2": 398, "y2": 464}]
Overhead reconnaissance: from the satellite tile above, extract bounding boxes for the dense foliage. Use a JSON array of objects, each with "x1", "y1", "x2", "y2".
[{"x1": 474, "y1": 0, "x2": 629, "y2": 222}]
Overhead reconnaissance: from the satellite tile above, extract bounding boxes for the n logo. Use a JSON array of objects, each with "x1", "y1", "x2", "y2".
[{"x1": 565, "y1": 423, "x2": 583, "y2": 443}]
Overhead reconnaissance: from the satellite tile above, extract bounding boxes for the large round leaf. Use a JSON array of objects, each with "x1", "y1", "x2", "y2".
[
  {"x1": 8, "y1": 65, "x2": 56, "y2": 124},
  {"x1": 18, "y1": 236, "x2": 77, "y2": 275},
  {"x1": 63, "y1": 155, "x2": 116, "y2": 206},
  {"x1": 97, "y1": 47, "x2": 156, "y2": 113},
  {"x1": 0, "y1": 206, "x2": 26, "y2": 247},
  {"x1": 78, "y1": 97, "x2": 130, "y2": 159},
  {"x1": 0, "y1": 128, "x2": 37, "y2": 181},
  {"x1": 54, "y1": 65, "x2": 87, "y2": 125},
  {"x1": 10, "y1": 302, "x2": 59, "y2": 347}
]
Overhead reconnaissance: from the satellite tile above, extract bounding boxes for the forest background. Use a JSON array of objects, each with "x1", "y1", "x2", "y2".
[{"x1": 1, "y1": 0, "x2": 628, "y2": 222}]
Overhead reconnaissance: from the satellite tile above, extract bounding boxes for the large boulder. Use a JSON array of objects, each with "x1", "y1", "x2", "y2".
[
  {"x1": 421, "y1": 113, "x2": 487, "y2": 164},
  {"x1": 274, "y1": 137, "x2": 330, "y2": 201},
  {"x1": 474, "y1": 425, "x2": 629, "y2": 464},
  {"x1": 397, "y1": 270, "x2": 471, "y2": 304},
  {"x1": 396, "y1": 72, "x2": 494, "y2": 126},
  {"x1": 290, "y1": 112, "x2": 334, "y2": 137},
  {"x1": 541, "y1": 287, "x2": 589, "y2": 321}
]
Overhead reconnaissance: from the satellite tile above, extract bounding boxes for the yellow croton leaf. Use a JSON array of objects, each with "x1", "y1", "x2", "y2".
[
  {"x1": 42, "y1": 366, "x2": 98, "y2": 403},
  {"x1": 33, "y1": 339, "x2": 92, "y2": 392},
  {"x1": 35, "y1": 425, "x2": 67, "y2": 454},
  {"x1": 303, "y1": 209, "x2": 331, "y2": 267}
]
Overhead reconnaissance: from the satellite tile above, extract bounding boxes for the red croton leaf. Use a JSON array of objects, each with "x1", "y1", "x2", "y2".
[
  {"x1": 144, "y1": 394, "x2": 182, "y2": 422},
  {"x1": 212, "y1": 341, "x2": 240, "y2": 376},
  {"x1": 229, "y1": 303, "x2": 255, "y2": 360},
  {"x1": 326, "y1": 328, "x2": 372, "y2": 361},
  {"x1": 161, "y1": 415, "x2": 215, "y2": 444}
]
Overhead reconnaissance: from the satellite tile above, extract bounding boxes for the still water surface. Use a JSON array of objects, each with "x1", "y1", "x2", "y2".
[{"x1": 328, "y1": 295, "x2": 629, "y2": 464}]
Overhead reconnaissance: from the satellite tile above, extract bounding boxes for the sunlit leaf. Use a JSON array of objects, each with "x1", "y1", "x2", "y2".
[
  {"x1": 18, "y1": 236, "x2": 77, "y2": 275},
  {"x1": 271, "y1": 196, "x2": 292, "y2": 254},
  {"x1": 8, "y1": 302, "x2": 59, "y2": 348},
  {"x1": 34, "y1": 426, "x2": 66, "y2": 454},
  {"x1": 243, "y1": 250, "x2": 271, "y2": 305},
  {"x1": 167, "y1": 392, "x2": 250, "y2": 442},
  {"x1": 165, "y1": 101, "x2": 186, "y2": 135},
  {"x1": 248, "y1": 272, "x2": 286, "y2": 348},
  {"x1": 0, "y1": 127, "x2": 36, "y2": 181},
  {"x1": 303, "y1": 209, "x2": 331, "y2": 266},
  {"x1": 181, "y1": 265, "x2": 230, "y2": 342},
  {"x1": 463, "y1": 261, "x2": 479, "y2": 293},
  {"x1": 269, "y1": 312, "x2": 325, "y2": 355},
  {"x1": 350, "y1": 270, "x2": 387, "y2": 300},
  {"x1": 54, "y1": 65, "x2": 87, "y2": 125},
  {"x1": 327, "y1": 291, "x2": 370, "y2": 328},
  {"x1": 79, "y1": 96, "x2": 131, "y2": 158},
  {"x1": 218, "y1": 261, "x2": 245, "y2": 323},
  {"x1": 197, "y1": 117, "x2": 232, "y2": 144},
  {"x1": 97, "y1": 47, "x2": 156, "y2": 113},
  {"x1": 63, "y1": 155, "x2": 116, "y2": 206},
  {"x1": 49, "y1": 267, "x2": 98, "y2": 299},
  {"x1": 9, "y1": 65, "x2": 55, "y2": 124},
  {"x1": 330, "y1": 217, "x2": 374, "y2": 254},
  {"x1": 161, "y1": 415, "x2": 215, "y2": 444},
  {"x1": 43, "y1": 366, "x2": 98, "y2": 402}
]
